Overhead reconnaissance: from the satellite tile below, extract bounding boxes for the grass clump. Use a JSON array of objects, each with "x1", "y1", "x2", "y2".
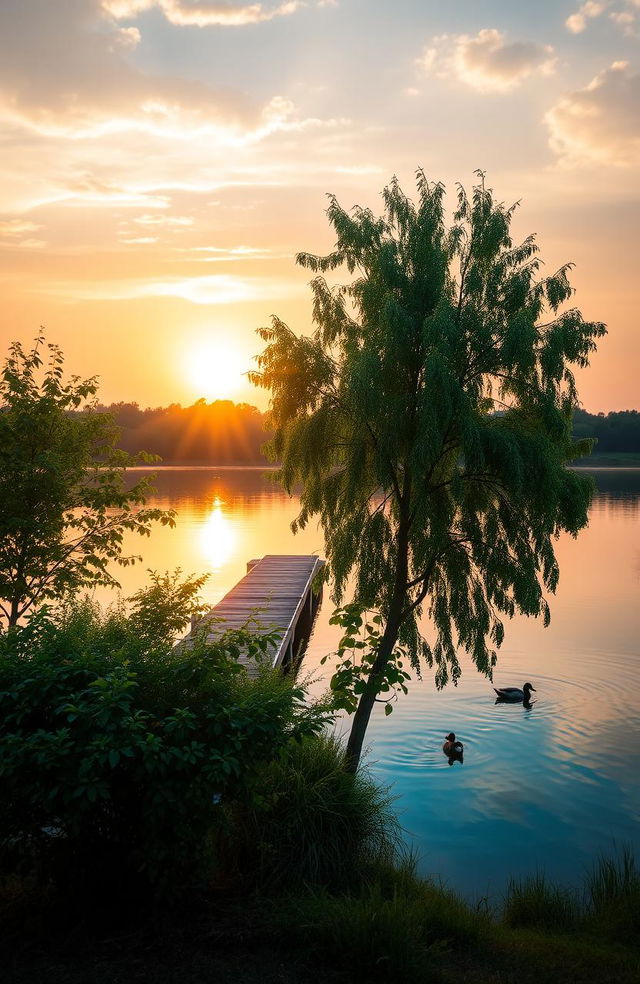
[
  {"x1": 502, "y1": 849, "x2": 640, "y2": 948},
  {"x1": 285, "y1": 886, "x2": 440, "y2": 982},
  {"x1": 232, "y1": 733, "x2": 400, "y2": 890},
  {"x1": 503, "y1": 872, "x2": 579, "y2": 932},
  {"x1": 585, "y1": 848, "x2": 640, "y2": 944},
  {"x1": 271, "y1": 858, "x2": 490, "y2": 983}
]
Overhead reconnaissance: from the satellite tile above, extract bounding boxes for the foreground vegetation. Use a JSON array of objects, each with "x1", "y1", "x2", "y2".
[
  {"x1": 1, "y1": 586, "x2": 638, "y2": 984},
  {"x1": 2, "y1": 840, "x2": 638, "y2": 984}
]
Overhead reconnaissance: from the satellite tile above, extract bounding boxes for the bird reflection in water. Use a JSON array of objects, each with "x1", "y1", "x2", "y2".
[
  {"x1": 200, "y1": 497, "x2": 236, "y2": 571},
  {"x1": 494, "y1": 695, "x2": 537, "y2": 710}
]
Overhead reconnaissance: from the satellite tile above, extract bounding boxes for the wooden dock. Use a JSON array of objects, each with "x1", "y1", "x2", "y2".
[{"x1": 190, "y1": 555, "x2": 325, "y2": 677}]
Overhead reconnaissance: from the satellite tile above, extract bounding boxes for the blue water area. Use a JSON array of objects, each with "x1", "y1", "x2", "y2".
[{"x1": 348, "y1": 470, "x2": 640, "y2": 900}]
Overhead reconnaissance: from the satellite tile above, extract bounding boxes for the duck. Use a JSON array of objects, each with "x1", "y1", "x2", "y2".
[
  {"x1": 443, "y1": 732, "x2": 464, "y2": 755},
  {"x1": 493, "y1": 682, "x2": 536, "y2": 702}
]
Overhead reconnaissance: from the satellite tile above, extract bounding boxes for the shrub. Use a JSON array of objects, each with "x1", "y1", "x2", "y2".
[{"x1": 0, "y1": 582, "x2": 328, "y2": 902}]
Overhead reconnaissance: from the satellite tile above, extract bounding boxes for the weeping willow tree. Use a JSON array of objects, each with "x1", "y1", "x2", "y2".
[{"x1": 251, "y1": 171, "x2": 605, "y2": 771}]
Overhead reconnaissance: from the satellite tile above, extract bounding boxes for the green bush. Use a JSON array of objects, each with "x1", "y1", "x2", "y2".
[{"x1": 0, "y1": 582, "x2": 327, "y2": 901}]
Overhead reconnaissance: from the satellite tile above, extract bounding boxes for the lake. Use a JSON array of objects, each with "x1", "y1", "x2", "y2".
[{"x1": 114, "y1": 467, "x2": 640, "y2": 901}]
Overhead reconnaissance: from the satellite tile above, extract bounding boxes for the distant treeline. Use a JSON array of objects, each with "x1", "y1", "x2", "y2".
[
  {"x1": 93, "y1": 401, "x2": 640, "y2": 465},
  {"x1": 97, "y1": 400, "x2": 272, "y2": 464},
  {"x1": 573, "y1": 409, "x2": 640, "y2": 455}
]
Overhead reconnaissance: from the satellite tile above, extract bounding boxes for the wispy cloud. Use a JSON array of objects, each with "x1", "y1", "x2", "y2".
[
  {"x1": 132, "y1": 214, "x2": 194, "y2": 226},
  {"x1": 418, "y1": 28, "x2": 556, "y2": 93},
  {"x1": 103, "y1": 1, "x2": 328, "y2": 27},
  {"x1": 41, "y1": 273, "x2": 306, "y2": 304},
  {"x1": 546, "y1": 61, "x2": 640, "y2": 165},
  {"x1": 0, "y1": 218, "x2": 41, "y2": 237},
  {"x1": 184, "y1": 245, "x2": 286, "y2": 261},
  {"x1": 0, "y1": 218, "x2": 47, "y2": 249}
]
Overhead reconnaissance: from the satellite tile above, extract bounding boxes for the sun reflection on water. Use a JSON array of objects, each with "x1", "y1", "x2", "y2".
[{"x1": 200, "y1": 497, "x2": 236, "y2": 571}]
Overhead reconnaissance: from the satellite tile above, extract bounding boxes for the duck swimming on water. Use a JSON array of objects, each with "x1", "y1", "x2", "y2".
[
  {"x1": 494, "y1": 682, "x2": 536, "y2": 702},
  {"x1": 443, "y1": 732, "x2": 464, "y2": 756},
  {"x1": 442, "y1": 733, "x2": 464, "y2": 766}
]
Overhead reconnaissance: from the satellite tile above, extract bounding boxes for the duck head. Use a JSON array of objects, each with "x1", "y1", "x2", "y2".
[{"x1": 523, "y1": 682, "x2": 536, "y2": 696}]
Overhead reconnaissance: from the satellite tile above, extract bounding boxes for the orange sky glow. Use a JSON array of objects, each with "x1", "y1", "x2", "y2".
[{"x1": 1, "y1": 1, "x2": 639, "y2": 412}]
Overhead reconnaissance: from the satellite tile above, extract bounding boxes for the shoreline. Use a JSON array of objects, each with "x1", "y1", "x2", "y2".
[{"x1": 126, "y1": 461, "x2": 640, "y2": 471}]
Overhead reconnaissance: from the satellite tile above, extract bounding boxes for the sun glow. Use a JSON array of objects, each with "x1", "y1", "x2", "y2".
[{"x1": 185, "y1": 340, "x2": 248, "y2": 400}]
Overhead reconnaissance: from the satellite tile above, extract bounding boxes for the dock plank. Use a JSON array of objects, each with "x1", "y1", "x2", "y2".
[{"x1": 189, "y1": 555, "x2": 324, "y2": 677}]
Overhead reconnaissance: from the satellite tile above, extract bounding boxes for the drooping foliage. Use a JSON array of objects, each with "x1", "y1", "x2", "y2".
[
  {"x1": 0, "y1": 335, "x2": 174, "y2": 627},
  {"x1": 252, "y1": 171, "x2": 605, "y2": 765}
]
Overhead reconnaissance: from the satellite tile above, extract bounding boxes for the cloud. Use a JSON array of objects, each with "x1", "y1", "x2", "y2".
[
  {"x1": 132, "y1": 214, "x2": 194, "y2": 226},
  {"x1": 42, "y1": 273, "x2": 306, "y2": 304},
  {"x1": 103, "y1": 1, "x2": 325, "y2": 27},
  {"x1": 0, "y1": 0, "x2": 256, "y2": 138},
  {"x1": 565, "y1": 1, "x2": 640, "y2": 35},
  {"x1": 0, "y1": 218, "x2": 47, "y2": 249},
  {"x1": 0, "y1": 1, "x2": 344, "y2": 149},
  {"x1": 418, "y1": 29, "x2": 556, "y2": 93},
  {"x1": 0, "y1": 218, "x2": 41, "y2": 237},
  {"x1": 546, "y1": 61, "x2": 640, "y2": 165},
  {"x1": 566, "y1": 1, "x2": 607, "y2": 33}
]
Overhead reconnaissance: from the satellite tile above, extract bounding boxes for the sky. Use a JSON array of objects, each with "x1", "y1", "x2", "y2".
[{"x1": 0, "y1": 0, "x2": 639, "y2": 411}]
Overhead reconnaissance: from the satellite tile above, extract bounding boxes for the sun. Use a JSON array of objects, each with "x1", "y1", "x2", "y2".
[{"x1": 185, "y1": 340, "x2": 248, "y2": 401}]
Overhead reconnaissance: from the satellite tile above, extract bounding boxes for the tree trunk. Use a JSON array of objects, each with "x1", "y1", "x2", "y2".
[
  {"x1": 8, "y1": 592, "x2": 21, "y2": 628},
  {"x1": 343, "y1": 610, "x2": 403, "y2": 773},
  {"x1": 344, "y1": 514, "x2": 411, "y2": 774}
]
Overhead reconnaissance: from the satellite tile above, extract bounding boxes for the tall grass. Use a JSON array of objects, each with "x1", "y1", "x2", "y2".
[
  {"x1": 502, "y1": 849, "x2": 640, "y2": 945},
  {"x1": 585, "y1": 848, "x2": 640, "y2": 943},
  {"x1": 503, "y1": 872, "x2": 579, "y2": 932},
  {"x1": 284, "y1": 885, "x2": 441, "y2": 983},
  {"x1": 230, "y1": 734, "x2": 401, "y2": 890},
  {"x1": 271, "y1": 857, "x2": 490, "y2": 984}
]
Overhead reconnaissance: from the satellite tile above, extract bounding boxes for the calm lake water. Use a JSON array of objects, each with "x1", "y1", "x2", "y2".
[{"x1": 115, "y1": 467, "x2": 640, "y2": 900}]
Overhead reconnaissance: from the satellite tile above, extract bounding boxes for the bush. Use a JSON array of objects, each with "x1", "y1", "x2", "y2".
[{"x1": 0, "y1": 583, "x2": 327, "y2": 902}]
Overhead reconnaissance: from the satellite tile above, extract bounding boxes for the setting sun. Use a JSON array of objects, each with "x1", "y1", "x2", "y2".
[{"x1": 185, "y1": 340, "x2": 248, "y2": 401}]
